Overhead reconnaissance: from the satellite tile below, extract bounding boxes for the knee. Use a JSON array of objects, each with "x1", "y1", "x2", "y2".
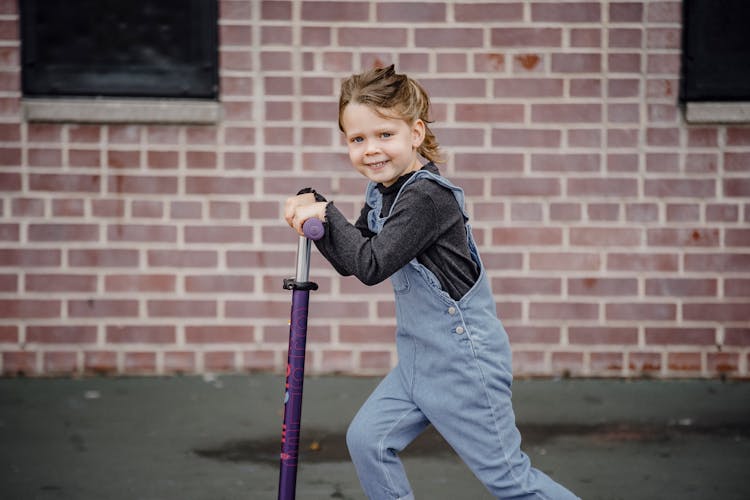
[{"x1": 346, "y1": 414, "x2": 375, "y2": 460}]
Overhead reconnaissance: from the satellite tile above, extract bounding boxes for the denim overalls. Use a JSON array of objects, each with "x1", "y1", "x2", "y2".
[{"x1": 346, "y1": 170, "x2": 578, "y2": 500}]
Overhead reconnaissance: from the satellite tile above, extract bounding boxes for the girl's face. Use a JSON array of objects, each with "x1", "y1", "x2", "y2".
[{"x1": 341, "y1": 103, "x2": 425, "y2": 187}]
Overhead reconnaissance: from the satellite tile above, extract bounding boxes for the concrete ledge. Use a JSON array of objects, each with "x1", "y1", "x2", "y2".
[
  {"x1": 685, "y1": 101, "x2": 750, "y2": 124},
  {"x1": 23, "y1": 97, "x2": 222, "y2": 124}
]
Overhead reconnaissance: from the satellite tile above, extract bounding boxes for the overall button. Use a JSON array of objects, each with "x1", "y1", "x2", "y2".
[
  {"x1": 455, "y1": 326, "x2": 465, "y2": 335},
  {"x1": 448, "y1": 306, "x2": 456, "y2": 315}
]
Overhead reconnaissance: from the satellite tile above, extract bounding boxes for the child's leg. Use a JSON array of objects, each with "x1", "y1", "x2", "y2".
[
  {"x1": 346, "y1": 368, "x2": 430, "y2": 500},
  {"x1": 417, "y1": 328, "x2": 579, "y2": 499}
]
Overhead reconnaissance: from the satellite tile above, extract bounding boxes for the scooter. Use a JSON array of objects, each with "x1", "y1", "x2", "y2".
[{"x1": 278, "y1": 218, "x2": 324, "y2": 500}]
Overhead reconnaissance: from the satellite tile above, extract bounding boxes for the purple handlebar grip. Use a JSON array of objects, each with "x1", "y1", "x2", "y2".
[{"x1": 302, "y1": 218, "x2": 324, "y2": 240}]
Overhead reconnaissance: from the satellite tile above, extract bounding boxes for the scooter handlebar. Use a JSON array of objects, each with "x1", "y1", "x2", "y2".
[{"x1": 302, "y1": 218, "x2": 325, "y2": 241}]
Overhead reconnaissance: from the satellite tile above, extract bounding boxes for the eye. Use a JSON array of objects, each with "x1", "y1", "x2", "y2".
[
  {"x1": 350, "y1": 136, "x2": 364, "y2": 144},
  {"x1": 380, "y1": 132, "x2": 392, "y2": 139}
]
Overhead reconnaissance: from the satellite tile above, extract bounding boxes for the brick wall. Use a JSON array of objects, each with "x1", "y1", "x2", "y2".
[{"x1": 1, "y1": 0, "x2": 748, "y2": 378}]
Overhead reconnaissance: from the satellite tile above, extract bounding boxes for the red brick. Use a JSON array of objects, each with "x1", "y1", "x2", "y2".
[
  {"x1": 147, "y1": 250, "x2": 217, "y2": 268},
  {"x1": 491, "y1": 178, "x2": 560, "y2": 196},
  {"x1": 610, "y1": 2, "x2": 643, "y2": 22},
  {"x1": 415, "y1": 28, "x2": 482, "y2": 48},
  {"x1": 569, "y1": 327, "x2": 638, "y2": 345},
  {"x1": 510, "y1": 203, "x2": 543, "y2": 222},
  {"x1": 475, "y1": 53, "x2": 508, "y2": 74},
  {"x1": 0, "y1": 172, "x2": 20, "y2": 191},
  {"x1": 608, "y1": 253, "x2": 679, "y2": 272},
  {"x1": 320, "y1": 350, "x2": 354, "y2": 373},
  {"x1": 301, "y1": 1, "x2": 367, "y2": 21},
  {"x1": 570, "y1": 228, "x2": 641, "y2": 247},
  {"x1": 0, "y1": 248, "x2": 60, "y2": 267},
  {"x1": 629, "y1": 352, "x2": 661, "y2": 374},
  {"x1": 221, "y1": 50, "x2": 254, "y2": 71},
  {"x1": 243, "y1": 350, "x2": 278, "y2": 372},
  {"x1": 69, "y1": 249, "x2": 138, "y2": 267},
  {"x1": 27, "y1": 326, "x2": 97, "y2": 344},
  {"x1": 91, "y1": 199, "x2": 125, "y2": 217},
  {"x1": 532, "y1": 153, "x2": 600, "y2": 172},
  {"x1": 52, "y1": 199, "x2": 85, "y2": 217},
  {"x1": 551, "y1": 54, "x2": 601, "y2": 73},
  {"x1": 666, "y1": 204, "x2": 700, "y2": 221},
  {"x1": 107, "y1": 150, "x2": 140, "y2": 168},
  {"x1": 724, "y1": 178, "x2": 750, "y2": 197},
  {"x1": 3, "y1": 352, "x2": 37, "y2": 376},
  {"x1": 569, "y1": 278, "x2": 637, "y2": 296},
  {"x1": 30, "y1": 174, "x2": 100, "y2": 193},
  {"x1": 0, "y1": 147, "x2": 21, "y2": 166},
  {"x1": 551, "y1": 352, "x2": 585, "y2": 376},
  {"x1": 359, "y1": 351, "x2": 392, "y2": 372},
  {"x1": 146, "y1": 151, "x2": 179, "y2": 169},
  {"x1": 107, "y1": 325, "x2": 175, "y2": 344},
  {"x1": 606, "y1": 303, "x2": 676, "y2": 321},
  {"x1": 646, "y1": 278, "x2": 717, "y2": 297},
  {"x1": 108, "y1": 175, "x2": 178, "y2": 194},
  {"x1": 455, "y1": 153, "x2": 524, "y2": 172},
  {"x1": 455, "y1": 3, "x2": 522, "y2": 21},
  {"x1": 204, "y1": 351, "x2": 237, "y2": 371},
  {"x1": 107, "y1": 224, "x2": 176, "y2": 243},
  {"x1": 44, "y1": 352, "x2": 79, "y2": 375},
  {"x1": 0, "y1": 274, "x2": 16, "y2": 292},
  {"x1": 105, "y1": 274, "x2": 175, "y2": 292},
  {"x1": 591, "y1": 352, "x2": 625, "y2": 373},
  {"x1": 505, "y1": 326, "x2": 560, "y2": 345},
  {"x1": 530, "y1": 302, "x2": 598, "y2": 320},
  {"x1": 708, "y1": 353, "x2": 739, "y2": 375},
  {"x1": 147, "y1": 300, "x2": 217, "y2": 318},
  {"x1": 647, "y1": 2, "x2": 681, "y2": 23},
  {"x1": 185, "y1": 176, "x2": 254, "y2": 194},
  {"x1": 186, "y1": 326, "x2": 255, "y2": 344},
  {"x1": 645, "y1": 328, "x2": 715, "y2": 346},
  {"x1": 84, "y1": 351, "x2": 118, "y2": 375},
  {"x1": 532, "y1": 2, "x2": 600, "y2": 21},
  {"x1": 512, "y1": 351, "x2": 547, "y2": 374},
  {"x1": 0, "y1": 223, "x2": 19, "y2": 241},
  {"x1": 185, "y1": 275, "x2": 254, "y2": 293},
  {"x1": 124, "y1": 352, "x2": 157, "y2": 374},
  {"x1": 609, "y1": 28, "x2": 642, "y2": 48},
  {"x1": 492, "y1": 28, "x2": 561, "y2": 47},
  {"x1": 683, "y1": 304, "x2": 749, "y2": 323},
  {"x1": 571, "y1": 28, "x2": 602, "y2": 47},
  {"x1": 0, "y1": 325, "x2": 18, "y2": 343},
  {"x1": 493, "y1": 227, "x2": 562, "y2": 246},
  {"x1": 532, "y1": 104, "x2": 602, "y2": 123},
  {"x1": 725, "y1": 329, "x2": 750, "y2": 346},
  {"x1": 164, "y1": 351, "x2": 196, "y2": 374},
  {"x1": 647, "y1": 228, "x2": 720, "y2": 247},
  {"x1": 261, "y1": 1, "x2": 291, "y2": 20},
  {"x1": 185, "y1": 226, "x2": 253, "y2": 243},
  {"x1": 0, "y1": 300, "x2": 61, "y2": 318},
  {"x1": 706, "y1": 204, "x2": 739, "y2": 222},
  {"x1": 667, "y1": 353, "x2": 702, "y2": 373},
  {"x1": 26, "y1": 274, "x2": 97, "y2": 292},
  {"x1": 685, "y1": 254, "x2": 750, "y2": 273},
  {"x1": 340, "y1": 325, "x2": 394, "y2": 344},
  {"x1": 530, "y1": 252, "x2": 600, "y2": 271},
  {"x1": 69, "y1": 300, "x2": 138, "y2": 318},
  {"x1": 726, "y1": 279, "x2": 750, "y2": 297}
]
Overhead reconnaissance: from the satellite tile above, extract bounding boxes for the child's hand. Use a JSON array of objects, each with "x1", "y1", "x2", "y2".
[{"x1": 284, "y1": 194, "x2": 327, "y2": 237}]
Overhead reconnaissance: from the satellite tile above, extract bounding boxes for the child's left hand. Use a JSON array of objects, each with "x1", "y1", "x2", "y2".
[{"x1": 284, "y1": 194, "x2": 327, "y2": 237}]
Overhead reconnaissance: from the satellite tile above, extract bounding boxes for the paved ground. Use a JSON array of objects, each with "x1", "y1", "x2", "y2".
[{"x1": 1, "y1": 374, "x2": 749, "y2": 500}]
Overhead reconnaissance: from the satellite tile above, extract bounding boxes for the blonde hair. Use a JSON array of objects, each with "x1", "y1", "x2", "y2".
[{"x1": 338, "y1": 65, "x2": 445, "y2": 164}]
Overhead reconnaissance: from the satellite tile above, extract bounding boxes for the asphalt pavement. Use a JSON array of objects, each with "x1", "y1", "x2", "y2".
[{"x1": 1, "y1": 374, "x2": 749, "y2": 500}]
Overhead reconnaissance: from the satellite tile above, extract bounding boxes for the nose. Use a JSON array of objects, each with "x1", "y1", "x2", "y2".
[{"x1": 364, "y1": 139, "x2": 380, "y2": 155}]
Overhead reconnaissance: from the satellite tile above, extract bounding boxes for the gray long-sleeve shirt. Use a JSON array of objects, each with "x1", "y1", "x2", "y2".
[{"x1": 315, "y1": 163, "x2": 479, "y2": 301}]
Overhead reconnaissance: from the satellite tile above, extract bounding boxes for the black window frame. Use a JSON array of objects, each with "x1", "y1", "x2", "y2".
[
  {"x1": 680, "y1": 0, "x2": 750, "y2": 103},
  {"x1": 20, "y1": 0, "x2": 219, "y2": 100}
]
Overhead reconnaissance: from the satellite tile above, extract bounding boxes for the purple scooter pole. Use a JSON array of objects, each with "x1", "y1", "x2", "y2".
[{"x1": 278, "y1": 218, "x2": 324, "y2": 500}]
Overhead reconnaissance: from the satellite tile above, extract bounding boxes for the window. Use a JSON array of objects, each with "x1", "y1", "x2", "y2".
[
  {"x1": 21, "y1": 0, "x2": 220, "y2": 123},
  {"x1": 681, "y1": 0, "x2": 750, "y2": 123}
]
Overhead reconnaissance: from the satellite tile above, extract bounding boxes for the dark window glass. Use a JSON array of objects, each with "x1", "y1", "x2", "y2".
[
  {"x1": 681, "y1": 0, "x2": 750, "y2": 102},
  {"x1": 21, "y1": 0, "x2": 218, "y2": 99}
]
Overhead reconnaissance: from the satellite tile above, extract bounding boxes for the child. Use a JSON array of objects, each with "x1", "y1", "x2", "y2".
[{"x1": 285, "y1": 65, "x2": 578, "y2": 500}]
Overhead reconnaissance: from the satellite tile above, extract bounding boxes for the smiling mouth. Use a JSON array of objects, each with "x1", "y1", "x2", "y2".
[{"x1": 367, "y1": 160, "x2": 389, "y2": 169}]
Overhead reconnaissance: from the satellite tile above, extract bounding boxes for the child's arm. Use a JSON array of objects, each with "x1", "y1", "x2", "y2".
[{"x1": 314, "y1": 188, "x2": 441, "y2": 286}]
